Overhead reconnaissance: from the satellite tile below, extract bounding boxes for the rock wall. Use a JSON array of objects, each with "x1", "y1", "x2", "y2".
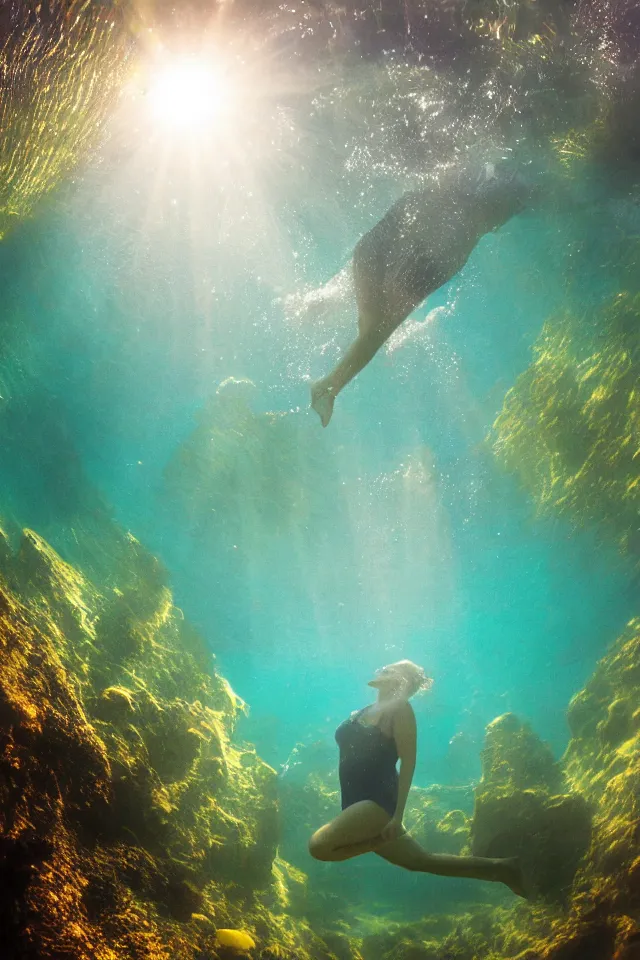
[
  {"x1": 470, "y1": 712, "x2": 592, "y2": 902},
  {"x1": 0, "y1": 520, "x2": 348, "y2": 960},
  {"x1": 564, "y1": 617, "x2": 640, "y2": 920},
  {"x1": 0, "y1": 509, "x2": 637, "y2": 960}
]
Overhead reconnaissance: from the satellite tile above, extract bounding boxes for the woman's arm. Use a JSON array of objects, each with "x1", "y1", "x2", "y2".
[
  {"x1": 381, "y1": 702, "x2": 417, "y2": 840},
  {"x1": 393, "y1": 702, "x2": 417, "y2": 821}
]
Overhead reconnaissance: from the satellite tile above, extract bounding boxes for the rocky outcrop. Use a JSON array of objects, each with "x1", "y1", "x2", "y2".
[
  {"x1": 491, "y1": 291, "x2": 640, "y2": 574},
  {"x1": 0, "y1": 523, "x2": 637, "y2": 960},
  {"x1": 470, "y1": 713, "x2": 592, "y2": 902},
  {"x1": 564, "y1": 617, "x2": 640, "y2": 919},
  {"x1": 0, "y1": 521, "x2": 350, "y2": 960}
]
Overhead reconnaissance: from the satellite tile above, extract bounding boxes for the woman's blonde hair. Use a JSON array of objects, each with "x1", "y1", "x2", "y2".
[{"x1": 386, "y1": 660, "x2": 434, "y2": 698}]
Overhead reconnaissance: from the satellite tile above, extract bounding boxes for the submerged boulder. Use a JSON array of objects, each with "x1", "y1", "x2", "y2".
[{"x1": 470, "y1": 713, "x2": 591, "y2": 901}]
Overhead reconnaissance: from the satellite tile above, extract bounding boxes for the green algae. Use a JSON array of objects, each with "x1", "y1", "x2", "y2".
[
  {"x1": 492, "y1": 290, "x2": 640, "y2": 571},
  {"x1": 0, "y1": 516, "x2": 349, "y2": 960},
  {"x1": 564, "y1": 617, "x2": 640, "y2": 910}
]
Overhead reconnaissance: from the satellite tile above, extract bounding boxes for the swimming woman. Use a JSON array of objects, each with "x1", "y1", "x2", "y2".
[
  {"x1": 308, "y1": 659, "x2": 525, "y2": 896},
  {"x1": 310, "y1": 163, "x2": 533, "y2": 426}
]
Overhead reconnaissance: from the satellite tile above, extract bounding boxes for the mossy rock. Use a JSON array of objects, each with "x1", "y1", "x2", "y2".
[
  {"x1": 543, "y1": 922, "x2": 616, "y2": 960},
  {"x1": 161, "y1": 872, "x2": 204, "y2": 922},
  {"x1": 0, "y1": 509, "x2": 344, "y2": 958},
  {"x1": 0, "y1": 525, "x2": 13, "y2": 570},
  {"x1": 94, "y1": 592, "x2": 153, "y2": 663},
  {"x1": 567, "y1": 689, "x2": 600, "y2": 741},
  {"x1": 436, "y1": 808, "x2": 469, "y2": 835},
  {"x1": 597, "y1": 698, "x2": 634, "y2": 747},
  {"x1": 478, "y1": 713, "x2": 563, "y2": 795},
  {"x1": 145, "y1": 722, "x2": 203, "y2": 783},
  {"x1": 362, "y1": 931, "x2": 440, "y2": 960},
  {"x1": 92, "y1": 686, "x2": 137, "y2": 725},
  {"x1": 471, "y1": 788, "x2": 591, "y2": 900},
  {"x1": 491, "y1": 294, "x2": 640, "y2": 572}
]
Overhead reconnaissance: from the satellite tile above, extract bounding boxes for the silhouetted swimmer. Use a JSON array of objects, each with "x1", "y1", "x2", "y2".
[
  {"x1": 311, "y1": 162, "x2": 534, "y2": 426},
  {"x1": 308, "y1": 660, "x2": 526, "y2": 897}
]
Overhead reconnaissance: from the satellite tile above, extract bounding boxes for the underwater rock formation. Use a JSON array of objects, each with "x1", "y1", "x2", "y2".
[
  {"x1": 0, "y1": 519, "x2": 350, "y2": 960},
  {"x1": 0, "y1": 485, "x2": 637, "y2": 960},
  {"x1": 564, "y1": 617, "x2": 640, "y2": 920},
  {"x1": 470, "y1": 712, "x2": 592, "y2": 902},
  {"x1": 534, "y1": 617, "x2": 640, "y2": 960},
  {"x1": 163, "y1": 378, "x2": 330, "y2": 552},
  {"x1": 492, "y1": 290, "x2": 640, "y2": 573}
]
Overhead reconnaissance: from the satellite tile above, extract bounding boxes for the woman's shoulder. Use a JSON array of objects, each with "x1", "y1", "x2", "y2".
[{"x1": 388, "y1": 700, "x2": 416, "y2": 730}]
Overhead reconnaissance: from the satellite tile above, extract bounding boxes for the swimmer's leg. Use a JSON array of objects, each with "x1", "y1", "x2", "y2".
[
  {"x1": 309, "y1": 805, "x2": 525, "y2": 896},
  {"x1": 310, "y1": 248, "x2": 400, "y2": 426},
  {"x1": 308, "y1": 801, "x2": 391, "y2": 861},
  {"x1": 375, "y1": 836, "x2": 526, "y2": 897},
  {"x1": 310, "y1": 237, "x2": 426, "y2": 426},
  {"x1": 310, "y1": 325, "x2": 388, "y2": 427}
]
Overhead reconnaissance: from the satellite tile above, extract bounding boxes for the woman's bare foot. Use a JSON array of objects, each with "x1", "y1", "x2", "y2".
[
  {"x1": 499, "y1": 857, "x2": 527, "y2": 898},
  {"x1": 310, "y1": 381, "x2": 335, "y2": 427}
]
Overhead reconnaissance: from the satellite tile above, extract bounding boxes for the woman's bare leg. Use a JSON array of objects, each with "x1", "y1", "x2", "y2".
[
  {"x1": 308, "y1": 801, "x2": 391, "y2": 861},
  {"x1": 376, "y1": 835, "x2": 526, "y2": 897},
  {"x1": 310, "y1": 324, "x2": 390, "y2": 426},
  {"x1": 309, "y1": 803, "x2": 525, "y2": 897},
  {"x1": 310, "y1": 249, "x2": 401, "y2": 427}
]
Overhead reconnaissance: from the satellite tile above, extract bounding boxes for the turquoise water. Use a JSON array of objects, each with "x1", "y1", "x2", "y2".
[
  {"x1": 2, "y1": 18, "x2": 640, "y2": 925},
  {"x1": 1, "y1": 12, "x2": 639, "y2": 873},
  {"x1": 1, "y1": 152, "x2": 636, "y2": 794}
]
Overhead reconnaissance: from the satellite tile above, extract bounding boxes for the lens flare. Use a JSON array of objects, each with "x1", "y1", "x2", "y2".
[{"x1": 148, "y1": 59, "x2": 232, "y2": 132}]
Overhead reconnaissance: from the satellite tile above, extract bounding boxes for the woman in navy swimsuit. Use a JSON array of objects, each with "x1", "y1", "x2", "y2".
[{"x1": 308, "y1": 660, "x2": 525, "y2": 896}]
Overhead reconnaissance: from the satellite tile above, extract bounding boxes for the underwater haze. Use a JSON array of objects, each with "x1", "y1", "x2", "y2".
[
  {"x1": 0, "y1": 0, "x2": 639, "y2": 955},
  {"x1": 1, "y1": 120, "x2": 634, "y2": 776}
]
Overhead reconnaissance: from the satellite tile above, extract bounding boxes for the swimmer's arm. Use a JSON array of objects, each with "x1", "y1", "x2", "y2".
[{"x1": 392, "y1": 702, "x2": 417, "y2": 823}]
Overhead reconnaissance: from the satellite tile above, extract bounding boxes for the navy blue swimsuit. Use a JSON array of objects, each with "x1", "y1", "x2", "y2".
[{"x1": 335, "y1": 708, "x2": 399, "y2": 817}]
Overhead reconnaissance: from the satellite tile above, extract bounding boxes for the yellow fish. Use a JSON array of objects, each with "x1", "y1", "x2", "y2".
[{"x1": 214, "y1": 929, "x2": 256, "y2": 953}]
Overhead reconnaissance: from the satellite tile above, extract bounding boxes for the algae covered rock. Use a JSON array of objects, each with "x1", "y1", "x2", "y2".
[
  {"x1": 491, "y1": 291, "x2": 640, "y2": 573},
  {"x1": 0, "y1": 520, "x2": 350, "y2": 960},
  {"x1": 92, "y1": 685, "x2": 137, "y2": 724},
  {"x1": 479, "y1": 712, "x2": 564, "y2": 794},
  {"x1": 470, "y1": 713, "x2": 591, "y2": 900},
  {"x1": 406, "y1": 785, "x2": 474, "y2": 856},
  {"x1": 563, "y1": 617, "x2": 640, "y2": 913}
]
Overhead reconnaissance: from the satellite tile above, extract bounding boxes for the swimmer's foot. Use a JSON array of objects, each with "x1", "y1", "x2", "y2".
[
  {"x1": 310, "y1": 381, "x2": 335, "y2": 428},
  {"x1": 499, "y1": 857, "x2": 527, "y2": 898}
]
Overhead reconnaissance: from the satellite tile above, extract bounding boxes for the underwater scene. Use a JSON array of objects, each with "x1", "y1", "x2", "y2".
[{"x1": 0, "y1": 0, "x2": 639, "y2": 957}]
